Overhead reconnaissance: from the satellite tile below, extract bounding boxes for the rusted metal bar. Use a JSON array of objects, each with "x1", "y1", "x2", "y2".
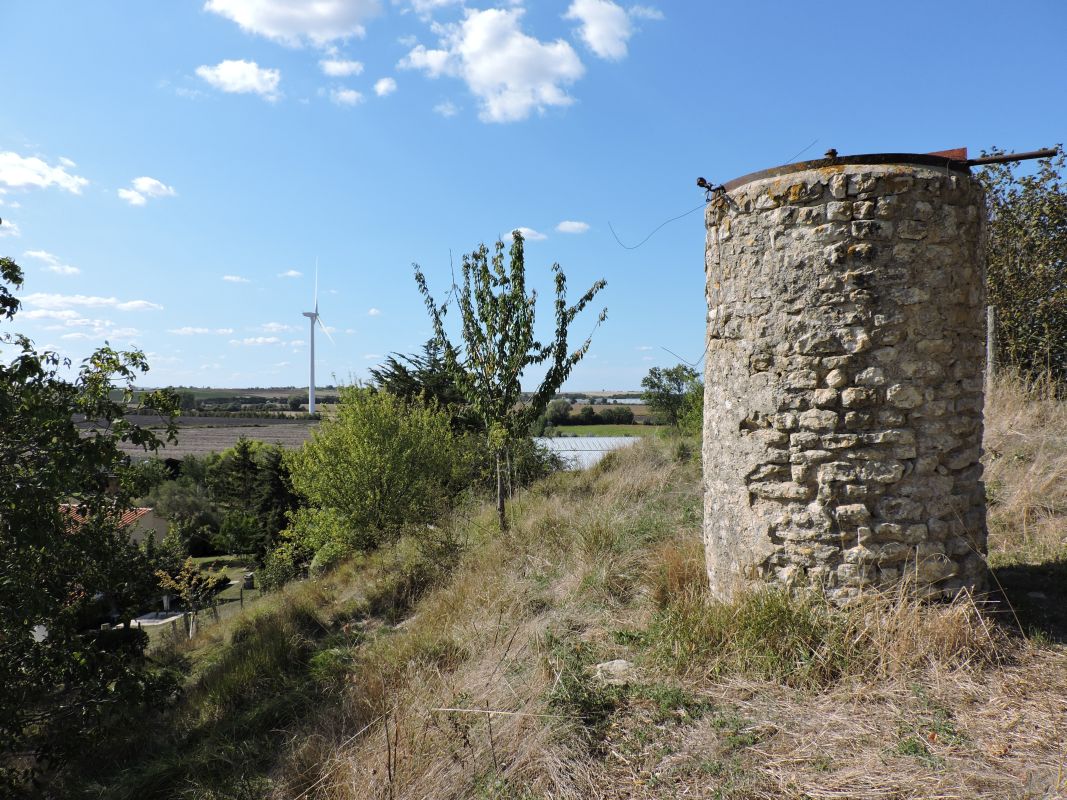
[
  {"x1": 965, "y1": 148, "x2": 1059, "y2": 167},
  {"x1": 708, "y1": 147, "x2": 1061, "y2": 195}
]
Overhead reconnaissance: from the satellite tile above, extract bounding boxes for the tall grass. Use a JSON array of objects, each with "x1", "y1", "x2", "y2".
[
  {"x1": 984, "y1": 372, "x2": 1067, "y2": 566},
  {"x1": 644, "y1": 581, "x2": 1006, "y2": 687},
  {"x1": 74, "y1": 396, "x2": 1067, "y2": 799}
]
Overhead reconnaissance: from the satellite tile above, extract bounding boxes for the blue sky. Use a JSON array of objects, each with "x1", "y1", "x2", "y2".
[{"x1": 1, "y1": 0, "x2": 1064, "y2": 391}]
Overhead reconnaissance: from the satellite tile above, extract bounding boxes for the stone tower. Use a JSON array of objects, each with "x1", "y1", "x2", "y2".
[{"x1": 702, "y1": 155, "x2": 987, "y2": 601}]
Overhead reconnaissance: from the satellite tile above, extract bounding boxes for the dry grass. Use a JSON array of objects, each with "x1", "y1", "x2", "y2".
[
  {"x1": 259, "y1": 400, "x2": 1067, "y2": 800},
  {"x1": 984, "y1": 372, "x2": 1067, "y2": 566},
  {"x1": 102, "y1": 379, "x2": 1067, "y2": 799}
]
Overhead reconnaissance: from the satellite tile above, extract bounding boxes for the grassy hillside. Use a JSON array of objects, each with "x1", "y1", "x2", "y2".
[{"x1": 82, "y1": 377, "x2": 1067, "y2": 800}]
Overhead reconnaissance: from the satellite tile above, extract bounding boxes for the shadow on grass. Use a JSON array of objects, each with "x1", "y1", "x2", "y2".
[{"x1": 990, "y1": 558, "x2": 1067, "y2": 643}]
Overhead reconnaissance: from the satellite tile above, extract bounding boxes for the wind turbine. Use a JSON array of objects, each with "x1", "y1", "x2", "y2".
[{"x1": 302, "y1": 260, "x2": 335, "y2": 415}]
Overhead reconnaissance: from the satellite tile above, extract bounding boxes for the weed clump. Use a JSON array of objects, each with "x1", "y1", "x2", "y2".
[{"x1": 643, "y1": 583, "x2": 1008, "y2": 687}]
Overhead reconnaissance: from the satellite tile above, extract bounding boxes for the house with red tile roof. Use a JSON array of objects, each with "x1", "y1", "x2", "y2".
[{"x1": 61, "y1": 504, "x2": 170, "y2": 545}]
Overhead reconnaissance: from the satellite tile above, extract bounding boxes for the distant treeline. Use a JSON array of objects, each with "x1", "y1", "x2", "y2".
[
  {"x1": 175, "y1": 391, "x2": 339, "y2": 417},
  {"x1": 530, "y1": 399, "x2": 640, "y2": 434}
]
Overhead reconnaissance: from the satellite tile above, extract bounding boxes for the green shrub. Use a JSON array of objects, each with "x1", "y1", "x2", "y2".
[
  {"x1": 259, "y1": 541, "x2": 309, "y2": 592},
  {"x1": 286, "y1": 388, "x2": 468, "y2": 543},
  {"x1": 284, "y1": 506, "x2": 362, "y2": 553},
  {"x1": 309, "y1": 540, "x2": 348, "y2": 576}
]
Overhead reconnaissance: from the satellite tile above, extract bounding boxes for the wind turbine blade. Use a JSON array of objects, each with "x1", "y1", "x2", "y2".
[
  {"x1": 314, "y1": 257, "x2": 319, "y2": 313},
  {"x1": 317, "y1": 316, "x2": 337, "y2": 345}
]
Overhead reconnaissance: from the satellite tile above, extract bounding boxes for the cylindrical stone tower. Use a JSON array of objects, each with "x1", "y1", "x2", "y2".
[{"x1": 702, "y1": 155, "x2": 987, "y2": 601}]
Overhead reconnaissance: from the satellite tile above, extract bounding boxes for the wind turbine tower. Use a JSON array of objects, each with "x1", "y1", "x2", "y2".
[{"x1": 302, "y1": 261, "x2": 334, "y2": 415}]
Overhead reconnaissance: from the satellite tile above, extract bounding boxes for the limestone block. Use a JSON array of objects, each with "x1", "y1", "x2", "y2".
[
  {"x1": 825, "y1": 368, "x2": 849, "y2": 388},
  {"x1": 887, "y1": 383, "x2": 923, "y2": 408},
  {"x1": 841, "y1": 387, "x2": 874, "y2": 407},
  {"x1": 799, "y1": 409, "x2": 839, "y2": 431}
]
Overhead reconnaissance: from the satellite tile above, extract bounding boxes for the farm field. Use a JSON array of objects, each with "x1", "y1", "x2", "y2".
[
  {"x1": 122, "y1": 414, "x2": 317, "y2": 429},
  {"x1": 115, "y1": 415, "x2": 318, "y2": 459},
  {"x1": 551, "y1": 424, "x2": 659, "y2": 437}
]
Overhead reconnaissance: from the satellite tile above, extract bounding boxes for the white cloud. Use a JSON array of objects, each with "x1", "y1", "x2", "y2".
[
  {"x1": 21, "y1": 293, "x2": 163, "y2": 312},
  {"x1": 515, "y1": 226, "x2": 546, "y2": 241},
  {"x1": 118, "y1": 188, "x2": 147, "y2": 206},
  {"x1": 406, "y1": 0, "x2": 463, "y2": 17},
  {"x1": 196, "y1": 60, "x2": 281, "y2": 101},
  {"x1": 374, "y1": 77, "x2": 397, "y2": 96},
  {"x1": 0, "y1": 218, "x2": 21, "y2": 238},
  {"x1": 133, "y1": 176, "x2": 176, "y2": 197},
  {"x1": 205, "y1": 0, "x2": 382, "y2": 46},
  {"x1": 58, "y1": 156, "x2": 77, "y2": 168},
  {"x1": 367, "y1": 307, "x2": 381, "y2": 316},
  {"x1": 637, "y1": 345, "x2": 653, "y2": 351},
  {"x1": 133, "y1": 177, "x2": 174, "y2": 201},
  {"x1": 262, "y1": 321, "x2": 297, "y2": 332},
  {"x1": 433, "y1": 100, "x2": 458, "y2": 117},
  {"x1": 629, "y1": 5, "x2": 664, "y2": 20},
  {"x1": 21, "y1": 308, "x2": 80, "y2": 320},
  {"x1": 0, "y1": 152, "x2": 89, "y2": 194},
  {"x1": 330, "y1": 87, "x2": 364, "y2": 105},
  {"x1": 23, "y1": 249, "x2": 80, "y2": 275},
  {"x1": 320, "y1": 58, "x2": 364, "y2": 76},
  {"x1": 363, "y1": 353, "x2": 382, "y2": 359},
  {"x1": 230, "y1": 336, "x2": 282, "y2": 346},
  {"x1": 400, "y1": 8, "x2": 584, "y2": 123},
  {"x1": 118, "y1": 176, "x2": 176, "y2": 206},
  {"x1": 278, "y1": 269, "x2": 303, "y2": 278},
  {"x1": 222, "y1": 275, "x2": 251, "y2": 283},
  {"x1": 116, "y1": 300, "x2": 164, "y2": 311},
  {"x1": 565, "y1": 0, "x2": 632, "y2": 61},
  {"x1": 556, "y1": 220, "x2": 590, "y2": 234},
  {"x1": 169, "y1": 326, "x2": 234, "y2": 335}
]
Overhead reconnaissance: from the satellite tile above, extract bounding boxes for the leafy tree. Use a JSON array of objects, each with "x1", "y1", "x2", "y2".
[
  {"x1": 148, "y1": 477, "x2": 221, "y2": 556},
  {"x1": 546, "y1": 398, "x2": 572, "y2": 426},
  {"x1": 213, "y1": 510, "x2": 261, "y2": 554},
  {"x1": 678, "y1": 376, "x2": 704, "y2": 436},
  {"x1": 978, "y1": 145, "x2": 1067, "y2": 383},
  {"x1": 414, "y1": 230, "x2": 607, "y2": 529},
  {"x1": 599, "y1": 406, "x2": 635, "y2": 425},
  {"x1": 641, "y1": 364, "x2": 698, "y2": 426},
  {"x1": 286, "y1": 388, "x2": 465, "y2": 544},
  {"x1": 0, "y1": 256, "x2": 179, "y2": 792},
  {"x1": 155, "y1": 558, "x2": 228, "y2": 639}
]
